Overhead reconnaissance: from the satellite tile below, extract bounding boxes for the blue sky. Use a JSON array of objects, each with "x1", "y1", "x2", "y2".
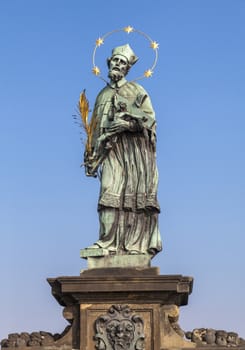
[{"x1": 0, "y1": 0, "x2": 244, "y2": 341}]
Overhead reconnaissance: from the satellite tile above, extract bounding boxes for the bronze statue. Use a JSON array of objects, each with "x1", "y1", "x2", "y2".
[{"x1": 82, "y1": 44, "x2": 162, "y2": 257}]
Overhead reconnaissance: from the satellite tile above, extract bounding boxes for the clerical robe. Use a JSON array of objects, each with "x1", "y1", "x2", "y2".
[{"x1": 88, "y1": 78, "x2": 162, "y2": 256}]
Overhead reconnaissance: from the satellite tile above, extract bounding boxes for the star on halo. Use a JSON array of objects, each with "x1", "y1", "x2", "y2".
[
  {"x1": 95, "y1": 37, "x2": 104, "y2": 47},
  {"x1": 150, "y1": 41, "x2": 159, "y2": 50},
  {"x1": 124, "y1": 25, "x2": 134, "y2": 34},
  {"x1": 144, "y1": 69, "x2": 153, "y2": 78},
  {"x1": 92, "y1": 66, "x2": 100, "y2": 76}
]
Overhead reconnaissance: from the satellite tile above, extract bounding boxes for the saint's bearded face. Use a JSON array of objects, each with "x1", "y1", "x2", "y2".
[{"x1": 108, "y1": 54, "x2": 129, "y2": 82}]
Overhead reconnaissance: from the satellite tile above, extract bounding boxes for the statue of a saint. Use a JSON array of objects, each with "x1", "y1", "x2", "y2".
[{"x1": 84, "y1": 44, "x2": 162, "y2": 257}]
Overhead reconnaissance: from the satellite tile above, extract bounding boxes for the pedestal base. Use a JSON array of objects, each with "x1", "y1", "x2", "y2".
[{"x1": 48, "y1": 268, "x2": 194, "y2": 350}]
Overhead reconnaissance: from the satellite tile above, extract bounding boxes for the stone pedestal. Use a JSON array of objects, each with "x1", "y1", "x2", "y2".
[{"x1": 47, "y1": 267, "x2": 195, "y2": 350}]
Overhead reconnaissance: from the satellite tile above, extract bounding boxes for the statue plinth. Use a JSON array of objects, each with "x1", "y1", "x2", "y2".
[
  {"x1": 80, "y1": 250, "x2": 152, "y2": 269},
  {"x1": 47, "y1": 267, "x2": 194, "y2": 350}
]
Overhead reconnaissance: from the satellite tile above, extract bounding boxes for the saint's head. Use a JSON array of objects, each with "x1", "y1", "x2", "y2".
[{"x1": 107, "y1": 44, "x2": 138, "y2": 82}]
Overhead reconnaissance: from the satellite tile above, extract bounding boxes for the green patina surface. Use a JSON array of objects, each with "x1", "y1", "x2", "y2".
[{"x1": 83, "y1": 44, "x2": 162, "y2": 259}]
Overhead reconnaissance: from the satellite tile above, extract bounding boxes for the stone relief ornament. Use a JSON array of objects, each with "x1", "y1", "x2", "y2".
[
  {"x1": 94, "y1": 305, "x2": 145, "y2": 350},
  {"x1": 0, "y1": 327, "x2": 71, "y2": 348},
  {"x1": 185, "y1": 328, "x2": 245, "y2": 347}
]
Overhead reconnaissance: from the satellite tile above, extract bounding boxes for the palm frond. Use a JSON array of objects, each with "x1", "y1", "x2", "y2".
[
  {"x1": 77, "y1": 89, "x2": 97, "y2": 156},
  {"x1": 78, "y1": 90, "x2": 89, "y2": 133}
]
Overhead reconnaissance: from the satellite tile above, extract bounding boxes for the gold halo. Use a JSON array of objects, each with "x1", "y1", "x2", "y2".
[{"x1": 92, "y1": 25, "x2": 159, "y2": 83}]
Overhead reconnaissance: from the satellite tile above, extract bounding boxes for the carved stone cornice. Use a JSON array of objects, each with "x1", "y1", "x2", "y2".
[{"x1": 47, "y1": 271, "x2": 193, "y2": 307}]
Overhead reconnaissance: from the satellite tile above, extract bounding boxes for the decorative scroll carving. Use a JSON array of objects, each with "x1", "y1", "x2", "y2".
[
  {"x1": 162, "y1": 304, "x2": 185, "y2": 338},
  {"x1": 94, "y1": 305, "x2": 145, "y2": 350}
]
